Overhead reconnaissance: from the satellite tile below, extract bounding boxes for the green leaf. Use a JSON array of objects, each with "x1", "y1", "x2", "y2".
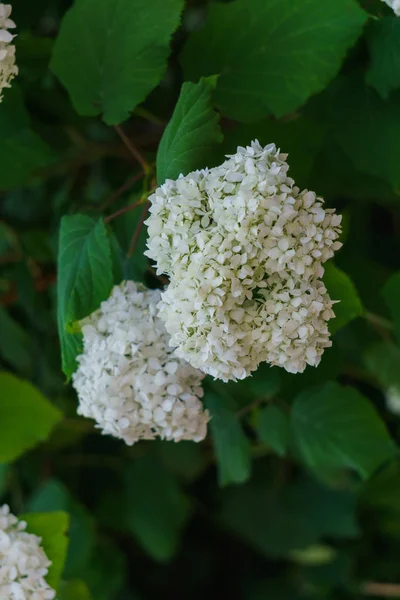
[
  {"x1": 27, "y1": 479, "x2": 95, "y2": 578},
  {"x1": 295, "y1": 478, "x2": 359, "y2": 540},
  {"x1": 310, "y1": 140, "x2": 399, "y2": 205},
  {"x1": 180, "y1": 0, "x2": 367, "y2": 121},
  {"x1": 125, "y1": 456, "x2": 191, "y2": 562},
  {"x1": 383, "y1": 272, "x2": 400, "y2": 342},
  {"x1": 221, "y1": 475, "x2": 359, "y2": 559},
  {"x1": 323, "y1": 263, "x2": 363, "y2": 334},
  {"x1": 364, "y1": 342, "x2": 400, "y2": 390},
  {"x1": 0, "y1": 372, "x2": 62, "y2": 463},
  {"x1": 58, "y1": 580, "x2": 91, "y2": 600},
  {"x1": 331, "y1": 76, "x2": 400, "y2": 190},
  {"x1": 0, "y1": 85, "x2": 52, "y2": 188},
  {"x1": 156, "y1": 77, "x2": 223, "y2": 184},
  {"x1": 256, "y1": 405, "x2": 290, "y2": 457},
  {"x1": 82, "y1": 539, "x2": 126, "y2": 600},
  {"x1": 205, "y1": 392, "x2": 251, "y2": 486},
  {"x1": 51, "y1": 0, "x2": 184, "y2": 124},
  {"x1": 366, "y1": 17, "x2": 400, "y2": 99},
  {"x1": 57, "y1": 215, "x2": 113, "y2": 378},
  {"x1": 291, "y1": 382, "x2": 396, "y2": 479},
  {"x1": 361, "y1": 458, "x2": 400, "y2": 539},
  {"x1": 22, "y1": 511, "x2": 70, "y2": 590},
  {"x1": 0, "y1": 464, "x2": 9, "y2": 499},
  {"x1": 0, "y1": 308, "x2": 33, "y2": 374}
]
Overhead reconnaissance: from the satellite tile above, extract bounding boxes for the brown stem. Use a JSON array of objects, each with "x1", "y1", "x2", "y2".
[
  {"x1": 0, "y1": 249, "x2": 23, "y2": 266},
  {"x1": 365, "y1": 311, "x2": 394, "y2": 332},
  {"x1": 104, "y1": 198, "x2": 143, "y2": 224},
  {"x1": 148, "y1": 265, "x2": 169, "y2": 286},
  {"x1": 100, "y1": 171, "x2": 144, "y2": 212},
  {"x1": 364, "y1": 311, "x2": 393, "y2": 343},
  {"x1": 127, "y1": 202, "x2": 149, "y2": 258},
  {"x1": 362, "y1": 582, "x2": 400, "y2": 597},
  {"x1": 114, "y1": 125, "x2": 150, "y2": 173}
]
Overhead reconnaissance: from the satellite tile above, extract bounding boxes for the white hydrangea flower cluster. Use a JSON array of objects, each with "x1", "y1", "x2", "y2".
[
  {"x1": 0, "y1": 505, "x2": 55, "y2": 600},
  {"x1": 0, "y1": 4, "x2": 17, "y2": 102},
  {"x1": 72, "y1": 281, "x2": 209, "y2": 444},
  {"x1": 146, "y1": 141, "x2": 342, "y2": 381},
  {"x1": 382, "y1": 0, "x2": 400, "y2": 16}
]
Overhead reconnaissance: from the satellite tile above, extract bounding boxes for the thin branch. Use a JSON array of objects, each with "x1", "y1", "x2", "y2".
[
  {"x1": 365, "y1": 311, "x2": 394, "y2": 332},
  {"x1": 148, "y1": 265, "x2": 169, "y2": 286},
  {"x1": 362, "y1": 582, "x2": 400, "y2": 597},
  {"x1": 1, "y1": 273, "x2": 56, "y2": 307},
  {"x1": 114, "y1": 125, "x2": 150, "y2": 173},
  {"x1": 127, "y1": 202, "x2": 149, "y2": 258},
  {"x1": 104, "y1": 198, "x2": 143, "y2": 224},
  {"x1": 100, "y1": 171, "x2": 144, "y2": 212}
]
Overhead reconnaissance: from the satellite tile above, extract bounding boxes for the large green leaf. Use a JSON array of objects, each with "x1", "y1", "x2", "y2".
[
  {"x1": 0, "y1": 308, "x2": 33, "y2": 374},
  {"x1": 58, "y1": 580, "x2": 91, "y2": 600},
  {"x1": 366, "y1": 17, "x2": 400, "y2": 99},
  {"x1": 256, "y1": 405, "x2": 290, "y2": 457},
  {"x1": 309, "y1": 140, "x2": 399, "y2": 205},
  {"x1": 22, "y1": 511, "x2": 70, "y2": 591},
  {"x1": 82, "y1": 539, "x2": 126, "y2": 600},
  {"x1": 27, "y1": 479, "x2": 95, "y2": 578},
  {"x1": 291, "y1": 382, "x2": 396, "y2": 479},
  {"x1": 0, "y1": 372, "x2": 62, "y2": 463},
  {"x1": 0, "y1": 464, "x2": 9, "y2": 499},
  {"x1": 361, "y1": 458, "x2": 400, "y2": 539},
  {"x1": 331, "y1": 76, "x2": 400, "y2": 189},
  {"x1": 156, "y1": 77, "x2": 223, "y2": 184},
  {"x1": 0, "y1": 85, "x2": 51, "y2": 188},
  {"x1": 324, "y1": 263, "x2": 363, "y2": 334},
  {"x1": 383, "y1": 272, "x2": 400, "y2": 342},
  {"x1": 125, "y1": 456, "x2": 191, "y2": 562},
  {"x1": 205, "y1": 392, "x2": 251, "y2": 486},
  {"x1": 221, "y1": 475, "x2": 359, "y2": 558},
  {"x1": 57, "y1": 215, "x2": 113, "y2": 378},
  {"x1": 51, "y1": 0, "x2": 184, "y2": 124},
  {"x1": 181, "y1": 0, "x2": 367, "y2": 121}
]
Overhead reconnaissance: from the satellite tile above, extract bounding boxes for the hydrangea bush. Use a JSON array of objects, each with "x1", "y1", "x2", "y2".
[{"x1": 1, "y1": 0, "x2": 400, "y2": 598}]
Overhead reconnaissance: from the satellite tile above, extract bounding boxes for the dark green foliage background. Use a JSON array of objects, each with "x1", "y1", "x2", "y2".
[{"x1": 1, "y1": 0, "x2": 400, "y2": 598}]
